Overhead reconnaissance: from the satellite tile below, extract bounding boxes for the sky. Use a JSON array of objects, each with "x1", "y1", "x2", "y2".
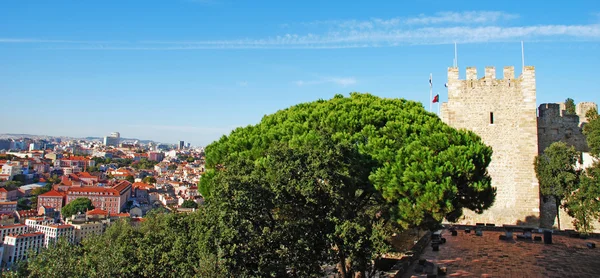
[{"x1": 1, "y1": 0, "x2": 599, "y2": 146}]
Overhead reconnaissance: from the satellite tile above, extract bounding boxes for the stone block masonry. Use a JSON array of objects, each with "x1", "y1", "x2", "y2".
[{"x1": 441, "y1": 66, "x2": 540, "y2": 225}]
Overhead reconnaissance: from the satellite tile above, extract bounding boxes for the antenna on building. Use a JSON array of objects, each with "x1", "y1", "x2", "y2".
[
  {"x1": 521, "y1": 41, "x2": 525, "y2": 71},
  {"x1": 454, "y1": 42, "x2": 458, "y2": 68}
]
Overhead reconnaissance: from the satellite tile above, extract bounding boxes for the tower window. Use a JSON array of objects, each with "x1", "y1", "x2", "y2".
[{"x1": 490, "y1": 112, "x2": 494, "y2": 124}]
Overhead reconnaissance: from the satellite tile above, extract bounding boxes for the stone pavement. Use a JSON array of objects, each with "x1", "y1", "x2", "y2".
[{"x1": 404, "y1": 229, "x2": 600, "y2": 278}]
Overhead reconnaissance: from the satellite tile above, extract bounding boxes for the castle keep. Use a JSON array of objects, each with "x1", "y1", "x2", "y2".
[
  {"x1": 441, "y1": 65, "x2": 598, "y2": 228},
  {"x1": 441, "y1": 66, "x2": 540, "y2": 225}
]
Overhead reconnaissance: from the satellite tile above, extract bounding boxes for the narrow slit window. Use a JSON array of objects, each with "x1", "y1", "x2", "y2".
[{"x1": 490, "y1": 112, "x2": 494, "y2": 124}]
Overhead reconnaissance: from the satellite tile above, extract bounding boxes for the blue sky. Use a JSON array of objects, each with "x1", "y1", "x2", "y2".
[{"x1": 1, "y1": 0, "x2": 599, "y2": 146}]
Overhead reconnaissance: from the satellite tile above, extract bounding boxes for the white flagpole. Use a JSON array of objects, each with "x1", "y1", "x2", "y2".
[
  {"x1": 454, "y1": 42, "x2": 458, "y2": 68},
  {"x1": 521, "y1": 41, "x2": 525, "y2": 70},
  {"x1": 429, "y1": 73, "x2": 433, "y2": 112}
]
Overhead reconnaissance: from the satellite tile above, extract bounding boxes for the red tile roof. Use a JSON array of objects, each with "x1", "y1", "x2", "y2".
[
  {"x1": 112, "y1": 180, "x2": 132, "y2": 194},
  {"x1": 132, "y1": 182, "x2": 153, "y2": 190},
  {"x1": 77, "y1": 172, "x2": 94, "y2": 178},
  {"x1": 0, "y1": 224, "x2": 26, "y2": 229},
  {"x1": 39, "y1": 190, "x2": 66, "y2": 198},
  {"x1": 86, "y1": 208, "x2": 109, "y2": 216},
  {"x1": 0, "y1": 188, "x2": 7, "y2": 193},
  {"x1": 12, "y1": 232, "x2": 44, "y2": 238}
]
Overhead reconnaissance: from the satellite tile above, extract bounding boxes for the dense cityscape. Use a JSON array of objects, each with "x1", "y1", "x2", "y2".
[{"x1": 0, "y1": 132, "x2": 205, "y2": 266}]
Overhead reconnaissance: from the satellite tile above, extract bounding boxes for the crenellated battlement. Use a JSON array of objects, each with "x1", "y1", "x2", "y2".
[{"x1": 448, "y1": 66, "x2": 533, "y2": 81}]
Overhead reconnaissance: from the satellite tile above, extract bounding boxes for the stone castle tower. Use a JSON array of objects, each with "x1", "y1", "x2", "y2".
[
  {"x1": 441, "y1": 65, "x2": 598, "y2": 228},
  {"x1": 441, "y1": 66, "x2": 540, "y2": 225}
]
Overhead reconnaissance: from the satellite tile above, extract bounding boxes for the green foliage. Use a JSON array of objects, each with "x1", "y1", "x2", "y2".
[
  {"x1": 132, "y1": 158, "x2": 158, "y2": 170},
  {"x1": 203, "y1": 93, "x2": 495, "y2": 276},
  {"x1": 142, "y1": 176, "x2": 157, "y2": 184},
  {"x1": 564, "y1": 98, "x2": 576, "y2": 115},
  {"x1": 535, "y1": 142, "x2": 580, "y2": 230},
  {"x1": 583, "y1": 108, "x2": 600, "y2": 158},
  {"x1": 180, "y1": 199, "x2": 198, "y2": 209},
  {"x1": 87, "y1": 165, "x2": 99, "y2": 172},
  {"x1": 2, "y1": 181, "x2": 22, "y2": 191},
  {"x1": 61, "y1": 197, "x2": 94, "y2": 219},
  {"x1": 586, "y1": 107, "x2": 599, "y2": 121},
  {"x1": 125, "y1": 175, "x2": 135, "y2": 183},
  {"x1": 9, "y1": 213, "x2": 226, "y2": 278},
  {"x1": 15, "y1": 238, "x2": 83, "y2": 277},
  {"x1": 31, "y1": 184, "x2": 51, "y2": 196},
  {"x1": 535, "y1": 142, "x2": 580, "y2": 200},
  {"x1": 563, "y1": 162, "x2": 600, "y2": 235},
  {"x1": 205, "y1": 93, "x2": 495, "y2": 228},
  {"x1": 17, "y1": 198, "x2": 31, "y2": 210},
  {"x1": 167, "y1": 164, "x2": 177, "y2": 171},
  {"x1": 47, "y1": 174, "x2": 61, "y2": 185}
]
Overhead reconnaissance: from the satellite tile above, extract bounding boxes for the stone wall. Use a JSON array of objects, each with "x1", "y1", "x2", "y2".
[
  {"x1": 537, "y1": 103, "x2": 589, "y2": 154},
  {"x1": 441, "y1": 66, "x2": 540, "y2": 225},
  {"x1": 537, "y1": 102, "x2": 599, "y2": 230}
]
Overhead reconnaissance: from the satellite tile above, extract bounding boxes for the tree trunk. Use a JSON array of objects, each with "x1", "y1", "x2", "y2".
[
  {"x1": 555, "y1": 197, "x2": 561, "y2": 230},
  {"x1": 338, "y1": 254, "x2": 347, "y2": 278}
]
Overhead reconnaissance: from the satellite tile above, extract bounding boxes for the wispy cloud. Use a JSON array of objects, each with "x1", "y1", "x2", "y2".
[
  {"x1": 294, "y1": 77, "x2": 356, "y2": 87},
  {"x1": 237, "y1": 81, "x2": 248, "y2": 87},
  {"x1": 405, "y1": 11, "x2": 519, "y2": 25},
  {"x1": 2, "y1": 11, "x2": 600, "y2": 50},
  {"x1": 298, "y1": 11, "x2": 519, "y2": 30}
]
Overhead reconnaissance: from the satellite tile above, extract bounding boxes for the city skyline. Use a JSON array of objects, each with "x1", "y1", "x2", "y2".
[{"x1": 2, "y1": 0, "x2": 600, "y2": 145}]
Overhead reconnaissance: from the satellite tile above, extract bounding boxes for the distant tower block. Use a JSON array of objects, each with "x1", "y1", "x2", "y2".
[{"x1": 441, "y1": 66, "x2": 540, "y2": 226}]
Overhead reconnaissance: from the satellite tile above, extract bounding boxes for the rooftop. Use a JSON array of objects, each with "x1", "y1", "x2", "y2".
[{"x1": 405, "y1": 228, "x2": 600, "y2": 278}]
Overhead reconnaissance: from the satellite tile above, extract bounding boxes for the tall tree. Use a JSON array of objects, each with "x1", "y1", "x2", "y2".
[
  {"x1": 535, "y1": 142, "x2": 580, "y2": 230},
  {"x1": 563, "y1": 162, "x2": 600, "y2": 235},
  {"x1": 61, "y1": 197, "x2": 94, "y2": 219},
  {"x1": 564, "y1": 98, "x2": 576, "y2": 115},
  {"x1": 583, "y1": 107, "x2": 600, "y2": 158},
  {"x1": 203, "y1": 93, "x2": 495, "y2": 276}
]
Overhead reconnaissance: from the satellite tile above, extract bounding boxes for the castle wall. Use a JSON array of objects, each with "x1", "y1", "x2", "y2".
[
  {"x1": 537, "y1": 103, "x2": 589, "y2": 154},
  {"x1": 441, "y1": 66, "x2": 540, "y2": 225},
  {"x1": 537, "y1": 102, "x2": 599, "y2": 230}
]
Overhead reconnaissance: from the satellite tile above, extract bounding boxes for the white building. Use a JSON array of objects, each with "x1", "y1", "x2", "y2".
[
  {"x1": 103, "y1": 132, "x2": 120, "y2": 147},
  {"x1": 1, "y1": 161, "x2": 22, "y2": 181},
  {"x1": 2, "y1": 232, "x2": 44, "y2": 266},
  {"x1": 28, "y1": 224, "x2": 74, "y2": 247},
  {"x1": 71, "y1": 222, "x2": 103, "y2": 244},
  {"x1": 0, "y1": 224, "x2": 28, "y2": 242}
]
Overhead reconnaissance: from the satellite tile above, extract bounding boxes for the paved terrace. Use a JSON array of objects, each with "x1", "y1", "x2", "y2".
[{"x1": 404, "y1": 229, "x2": 600, "y2": 278}]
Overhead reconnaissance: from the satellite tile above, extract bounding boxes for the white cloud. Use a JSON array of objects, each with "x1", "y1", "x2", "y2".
[
  {"x1": 298, "y1": 11, "x2": 518, "y2": 30},
  {"x1": 2, "y1": 12, "x2": 600, "y2": 50},
  {"x1": 404, "y1": 11, "x2": 519, "y2": 25},
  {"x1": 294, "y1": 77, "x2": 356, "y2": 87}
]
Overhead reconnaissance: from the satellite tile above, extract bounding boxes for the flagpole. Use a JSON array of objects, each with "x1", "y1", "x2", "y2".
[
  {"x1": 429, "y1": 73, "x2": 432, "y2": 112},
  {"x1": 521, "y1": 41, "x2": 525, "y2": 71},
  {"x1": 438, "y1": 97, "x2": 441, "y2": 116}
]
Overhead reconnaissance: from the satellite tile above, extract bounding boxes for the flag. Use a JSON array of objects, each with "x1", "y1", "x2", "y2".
[
  {"x1": 432, "y1": 94, "x2": 439, "y2": 103},
  {"x1": 429, "y1": 74, "x2": 432, "y2": 88}
]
